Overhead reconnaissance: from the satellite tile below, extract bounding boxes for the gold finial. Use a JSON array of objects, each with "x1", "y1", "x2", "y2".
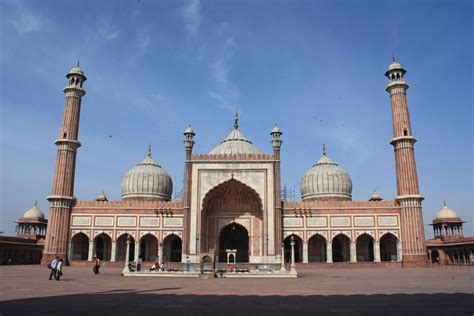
[
  {"x1": 234, "y1": 110, "x2": 239, "y2": 129},
  {"x1": 322, "y1": 144, "x2": 326, "y2": 155}
]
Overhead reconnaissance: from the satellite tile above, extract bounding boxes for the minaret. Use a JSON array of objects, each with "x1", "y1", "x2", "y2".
[
  {"x1": 183, "y1": 125, "x2": 195, "y2": 258},
  {"x1": 385, "y1": 59, "x2": 426, "y2": 265},
  {"x1": 271, "y1": 124, "x2": 283, "y2": 259},
  {"x1": 42, "y1": 63, "x2": 86, "y2": 264}
]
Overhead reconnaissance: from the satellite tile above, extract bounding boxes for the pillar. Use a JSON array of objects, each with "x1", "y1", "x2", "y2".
[
  {"x1": 302, "y1": 242, "x2": 308, "y2": 263},
  {"x1": 280, "y1": 243, "x2": 286, "y2": 271},
  {"x1": 87, "y1": 241, "x2": 93, "y2": 261},
  {"x1": 68, "y1": 240, "x2": 73, "y2": 260},
  {"x1": 134, "y1": 241, "x2": 139, "y2": 262},
  {"x1": 326, "y1": 242, "x2": 333, "y2": 263},
  {"x1": 290, "y1": 236, "x2": 296, "y2": 272},
  {"x1": 350, "y1": 242, "x2": 357, "y2": 263},
  {"x1": 374, "y1": 241, "x2": 381, "y2": 262},
  {"x1": 158, "y1": 242, "x2": 163, "y2": 265},
  {"x1": 397, "y1": 241, "x2": 402, "y2": 262},
  {"x1": 110, "y1": 241, "x2": 116, "y2": 262}
]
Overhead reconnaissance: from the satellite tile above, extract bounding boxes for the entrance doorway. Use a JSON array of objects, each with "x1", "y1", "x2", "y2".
[{"x1": 219, "y1": 223, "x2": 249, "y2": 262}]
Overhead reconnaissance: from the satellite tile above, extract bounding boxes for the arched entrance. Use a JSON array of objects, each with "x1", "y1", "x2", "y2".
[
  {"x1": 140, "y1": 234, "x2": 158, "y2": 262},
  {"x1": 218, "y1": 223, "x2": 249, "y2": 262},
  {"x1": 116, "y1": 234, "x2": 135, "y2": 262},
  {"x1": 71, "y1": 233, "x2": 89, "y2": 260},
  {"x1": 308, "y1": 234, "x2": 326, "y2": 262},
  {"x1": 284, "y1": 234, "x2": 303, "y2": 263},
  {"x1": 380, "y1": 233, "x2": 398, "y2": 262},
  {"x1": 94, "y1": 233, "x2": 112, "y2": 261},
  {"x1": 332, "y1": 234, "x2": 350, "y2": 262},
  {"x1": 163, "y1": 234, "x2": 182, "y2": 262},
  {"x1": 356, "y1": 234, "x2": 374, "y2": 262},
  {"x1": 201, "y1": 179, "x2": 262, "y2": 261}
]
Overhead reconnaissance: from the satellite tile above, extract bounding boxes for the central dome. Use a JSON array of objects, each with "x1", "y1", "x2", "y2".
[
  {"x1": 209, "y1": 113, "x2": 262, "y2": 155},
  {"x1": 300, "y1": 146, "x2": 352, "y2": 201},
  {"x1": 121, "y1": 147, "x2": 173, "y2": 201}
]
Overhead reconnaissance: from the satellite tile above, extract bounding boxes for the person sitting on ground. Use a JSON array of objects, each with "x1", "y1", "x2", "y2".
[{"x1": 128, "y1": 262, "x2": 135, "y2": 272}]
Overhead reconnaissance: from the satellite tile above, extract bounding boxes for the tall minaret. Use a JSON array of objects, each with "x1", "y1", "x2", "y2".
[
  {"x1": 42, "y1": 64, "x2": 86, "y2": 264},
  {"x1": 271, "y1": 124, "x2": 283, "y2": 258},
  {"x1": 183, "y1": 125, "x2": 195, "y2": 258},
  {"x1": 385, "y1": 59, "x2": 426, "y2": 265}
]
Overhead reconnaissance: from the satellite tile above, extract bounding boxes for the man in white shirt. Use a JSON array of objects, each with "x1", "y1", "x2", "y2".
[
  {"x1": 55, "y1": 258, "x2": 63, "y2": 281},
  {"x1": 48, "y1": 256, "x2": 59, "y2": 280}
]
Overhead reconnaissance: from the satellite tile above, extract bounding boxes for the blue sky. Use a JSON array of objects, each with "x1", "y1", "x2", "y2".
[{"x1": 1, "y1": 0, "x2": 472, "y2": 237}]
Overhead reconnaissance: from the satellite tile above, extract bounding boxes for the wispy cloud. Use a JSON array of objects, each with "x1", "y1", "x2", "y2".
[
  {"x1": 182, "y1": 0, "x2": 202, "y2": 36},
  {"x1": 7, "y1": 2, "x2": 47, "y2": 34},
  {"x1": 96, "y1": 19, "x2": 119, "y2": 40},
  {"x1": 208, "y1": 91, "x2": 236, "y2": 112},
  {"x1": 130, "y1": 93, "x2": 165, "y2": 112}
]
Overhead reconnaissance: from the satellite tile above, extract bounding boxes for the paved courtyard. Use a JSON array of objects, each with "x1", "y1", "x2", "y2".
[{"x1": 1, "y1": 265, "x2": 473, "y2": 315}]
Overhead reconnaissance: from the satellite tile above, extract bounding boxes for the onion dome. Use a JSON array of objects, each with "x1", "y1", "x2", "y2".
[
  {"x1": 95, "y1": 190, "x2": 108, "y2": 202},
  {"x1": 300, "y1": 145, "x2": 352, "y2": 201},
  {"x1": 369, "y1": 190, "x2": 383, "y2": 201},
  {"x1": 184, "y1": 125, "x2": 195, "y2": 135},
  {"x1": 23, "y1": 202, "x2": 45, "y2": 220},
  {"x1": 209, "y1": 112, "x2": 262, "y2": 155},
  {"x1": 271, "y1": 125, "x2": 281, "y2": 134},
  {"x1": 121, "y1": 146, "x2": 173, "y2": 201},
  {"x1": 435, "y1": 202, "x2": 458, "y2": 219}
]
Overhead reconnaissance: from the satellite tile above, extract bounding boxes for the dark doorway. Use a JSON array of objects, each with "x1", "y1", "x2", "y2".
[
  {"x1": 163, "y1": 234, "x2": 182, "y2": 262},
  {"x1": 219, "y1": 223, "x2": 249, "y2": 262},
  {"x1": 94, "y1": 233, "x2": 111, "y2": 261},
  {"x1": 71, "y1": 233, "x2": 89, "y2": 260},
  {"x1": 356, "y1": 234, "x2": 374, "y2": 262},
  {"x1": 332, "y1": 234, "x2": 350, "y2": 262},
  {"x1": 380, "y1": 233, "x2": 398, "y2": 262}
]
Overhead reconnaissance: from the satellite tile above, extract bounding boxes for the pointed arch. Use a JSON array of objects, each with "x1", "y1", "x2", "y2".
[
  {"x1": 139, "y1": 233, "x2": 158, "y2": 262},
  {"x1": 71, "y1": 232, "x2": 89, "y2": 260},
  {"x1": 308, "y1": 234, "x2": 327, "y2": 262},
  {"x1": 356, "y1": 233, "x2": 374, "y2": 262},
  {"x1": 163, "y1": 233, "x2": 182, "y2": 262},
  {"x1": 380, "y1": 232, "x2": 398, "y2": 262},
  {"x1": 284, "y1": 234, "x2": 303, "y2": 263},
  {"x1": 332, "y1": 233, "x2": 350, "y2": 262}
]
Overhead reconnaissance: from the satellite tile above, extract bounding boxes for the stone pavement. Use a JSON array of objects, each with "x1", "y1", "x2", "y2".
[{"x1": 1, "y1": 265, "x2": 473, "y2": 315}]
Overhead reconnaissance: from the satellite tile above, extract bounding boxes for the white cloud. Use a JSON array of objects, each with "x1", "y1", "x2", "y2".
[
  {"x1": 96, "y1": 19, "x2": 119, "y2": 40},
  {"x1": 210, "y1": 37, "x2": 236, "y2": 86},
  {"x1": 7, "y1": 2, "x2": 46, "y2": 34},
  {"x1": 137, "y1": 30, "x2": 151, "y2": 50},
  {"x1": 182, "y1": 0, "x2": 202, "y2": 36},
  {"x1": 208, "y1": 91, "x2": 236, "y2": 113}
]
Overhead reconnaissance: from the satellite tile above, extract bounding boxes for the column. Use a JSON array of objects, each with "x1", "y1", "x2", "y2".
[
  {"x1": 302, "y1": 242, "x2": 308, "y2": 263},
  {"x1": 280, "y1": 244, "x2": 286, "y2": 271},
  {"x1": 87, "y1": 241, "x2": 93, "y2": 261},
  {"x1": 373, "y1": 241, "x2": 381, "y2": 262},
  {"x1": 134, "y1": 241, "x2": 139, "y2": 262},
  {"x1": 110, "y1": 241, "x2": 116, "y2": 262},
  {"x1": 397, "y1": 241, "x2": 402, "y2": 262},
  {"x1": 290, "y1": 236, "x2": 296, "y2": 272},
  {"x1": 326, "y1": 242, "x2": 333, "y2": 263},
  {"x1": 122, "y1": 235, "x2": 131, "y2": 274},
  {"x1": 158, "y1": 242, "x2": 163, "y2": 265},
  {"x1": 68, "y1": 240, "x2": 73, "y2": 261},
  {"x1": 350, "y1": 242, "x2": 357, "y2": 263}
]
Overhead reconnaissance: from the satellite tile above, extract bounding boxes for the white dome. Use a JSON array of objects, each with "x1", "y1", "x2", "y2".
[
  {"x1": 210, "y1": 128, "x2": 262, "y2": 155},
  {"x1": 23, "y1": 202, "x2": 45, "y2": 220},
  {"x1": 121, "y1": 152, "x2": 173, "y2": 201},
  {"x1": 69, "y1": 65, "x2": 84, "y2": 76},
  {"x1": 436, "y1": 203, "x2": 458, "y2": 219},
  {"x1": 300, "y1": 150, "x2": 352, "y2": 201}
]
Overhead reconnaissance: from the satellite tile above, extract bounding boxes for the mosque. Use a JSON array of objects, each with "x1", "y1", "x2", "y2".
[{"x1": 34, "y1": 59, "x2": 453, "y2": 268}]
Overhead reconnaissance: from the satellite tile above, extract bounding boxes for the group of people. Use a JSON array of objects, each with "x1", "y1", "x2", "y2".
[{"x1": 48, "y1": 256, "x2": 63, "y2": 281}]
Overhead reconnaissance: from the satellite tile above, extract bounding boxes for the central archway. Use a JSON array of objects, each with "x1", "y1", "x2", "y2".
[
  {"x1": 218, "y1": 223, "x2": 249, "y2": 262},
  {"x1": 201, "y1": 179, "x2": 262, "y2": 261}
]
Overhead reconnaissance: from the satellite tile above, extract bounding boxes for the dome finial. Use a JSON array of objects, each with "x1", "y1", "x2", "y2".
[
  {"x1": 147, "y1": 144, "x2": 152, "y2": 157},
  {"x1": 34, "y1": 200, "x2": 38, "y2": 207},
  {"x1": 77, "y1": 59, "x2": 80, "y2": 67},
  {"x1": 234, "y1": 110, "x2": 239, "y2": 130},
  {"x1": 392, "y1": 54, "x2": 396, "y2": 62},
  {"x1": 444, "y1": 200, "x2": 447, "y2": 207},
  {"x1": 322, "y1": 144, "x2": 326, "y2": 156}
]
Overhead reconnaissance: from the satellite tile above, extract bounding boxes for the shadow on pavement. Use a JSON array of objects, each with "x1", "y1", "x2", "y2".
[{"x1": 1, "y1": 292, "x2": 473, "y2": 315}]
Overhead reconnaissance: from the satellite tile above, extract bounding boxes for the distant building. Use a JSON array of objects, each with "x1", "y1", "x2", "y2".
[
  {"x1": 0, "y1": 203, "x2": 47, "y2": 265},
  {"x1": 426, "y1": 203, "x2": 474, "y2": 265},
  {"x1": 39, "y1": 60, "x2": 429, "y2": 267}
]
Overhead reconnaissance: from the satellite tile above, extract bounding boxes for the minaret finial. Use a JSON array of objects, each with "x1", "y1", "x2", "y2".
[
  {"x1": 34, "y1": 200, "x2": 37, "y2": 207},
  {"x1": 443, "y1": 200, "x2": 447, "y2": 207},
  {"x1": 147, "y1": 144, "x2": 152, "y2": 157},
  {"x1": 392, "y1": 55, "x2": 396, "y2": 62},
  {"x1": 77, "y1": 59, "x2": 80, "y2": 67},
  {"x1": 234, "y1": 110, "x2": 239, "y2": 129},
  {"x1": 322, "y1": 144, "x2": 326, "y2": 155}
]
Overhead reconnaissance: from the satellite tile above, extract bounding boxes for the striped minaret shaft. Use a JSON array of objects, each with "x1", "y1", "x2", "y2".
[
  {"x1": 385, "y1": 59, "x2": 426, "y2": 265},
  {"x1": 42, "y1": 64, "x2": 86, "y2": 265}
]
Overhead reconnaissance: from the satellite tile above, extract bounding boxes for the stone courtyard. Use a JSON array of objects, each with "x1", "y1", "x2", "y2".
[{"x1": 1, "y1": 266, "x2": 473, "y2": 315}]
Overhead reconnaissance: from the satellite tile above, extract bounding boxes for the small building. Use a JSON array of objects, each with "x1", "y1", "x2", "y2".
[
  {"x1": 0, "y1": 203, "x2": 47, "y2": 265},
  {"x1": 426, "y1": 202, "x2": 474, "y2": 265}
]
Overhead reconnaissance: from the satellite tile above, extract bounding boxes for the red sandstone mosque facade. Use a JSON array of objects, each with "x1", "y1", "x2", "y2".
[{"x1": 35, "y1": 60, "x2": 465, "y2": 267}]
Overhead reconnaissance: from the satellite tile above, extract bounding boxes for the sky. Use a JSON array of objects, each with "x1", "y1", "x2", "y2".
[{"x1": 0, "y1": 0, "x2": 472, "y2": 238}]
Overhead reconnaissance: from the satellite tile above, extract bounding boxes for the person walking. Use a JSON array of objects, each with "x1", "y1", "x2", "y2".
[
  {"x1": 137, "y1": 256, "x2": 142, "y2": 272},
  {"x1": 93, "y1": 257, "x2": 101, "y2": 275},
  {"x1": 48, "y1": 256, "x2": 59, "y2": 280},
  {"x1": 55, "y1": 258, "x2": 64, "y2": 281},
  {"x1": 186, "y1": 256, "x2": 190, "y2": 272}
]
